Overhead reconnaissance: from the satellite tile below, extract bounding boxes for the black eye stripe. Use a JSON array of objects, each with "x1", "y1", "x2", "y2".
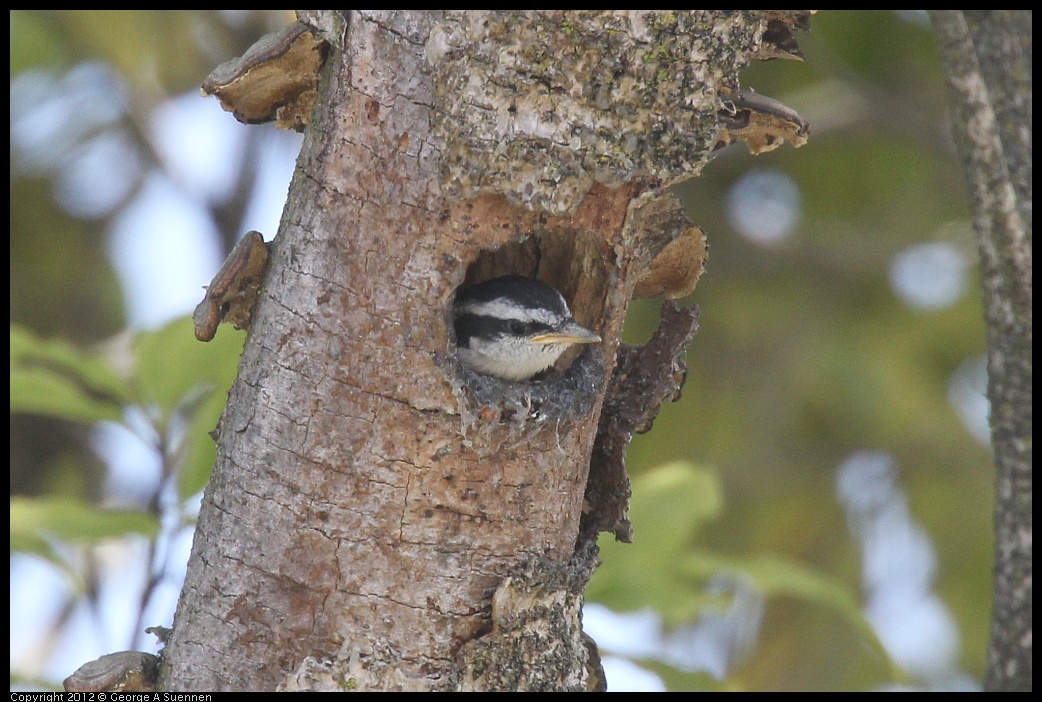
[{"x1": 454, "y1": 314, "x2": 553, "y2": 345}]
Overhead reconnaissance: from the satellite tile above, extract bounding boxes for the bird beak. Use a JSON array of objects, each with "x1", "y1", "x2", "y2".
[{"x1": 530, "y1": 322, "x2": 602, "y2": 346}]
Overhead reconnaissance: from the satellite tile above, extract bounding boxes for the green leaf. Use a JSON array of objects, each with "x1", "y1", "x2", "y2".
[
  {"x1": 588, "y1": 462, "x2": 895, "y2": 677},
  {"x1": 10, "y1": 325, "x2": 126, "y2": 422},
  {"x1": 130, "y1": 316, "x2": 245, "y2": 498},
  {"x1": 132, "y1": 317, "x2": 244, "y2": 424},
  {"x1": 10, "y1": 366, "x2": 122, "y2": 422},
  {"x1": 679, "y1": 552, "x2": 898, "y2": 675},
  {"x1": 627, "y1": 461, "x2": 724, "y2": 548},
  {"x1": 10, "y1": 496, "x2": 160, "y2": 551},
  {"x1": 178, "y1": 388, "x2": 227, "y2": 499},
  {"x1": 587, "y1": 462, "x2": 723, "y2": 622}
]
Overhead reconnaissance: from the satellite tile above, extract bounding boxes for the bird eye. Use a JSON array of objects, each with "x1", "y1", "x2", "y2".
[{"x1": 509, "y1": 320, "x2": 527, "y2": 336}]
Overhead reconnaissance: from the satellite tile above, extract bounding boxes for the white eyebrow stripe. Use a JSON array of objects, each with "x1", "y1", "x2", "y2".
[{"x1": 455, "y1": 299, "x2": 562, "y2": 326}]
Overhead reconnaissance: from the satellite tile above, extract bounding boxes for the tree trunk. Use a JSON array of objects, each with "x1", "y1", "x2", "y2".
[
  {"x1": 161, "y1": 10, "x2": 809, "y2": 691},
  {"x1": 931, "y1": 10, "x2": 1032, "y2": 693}
]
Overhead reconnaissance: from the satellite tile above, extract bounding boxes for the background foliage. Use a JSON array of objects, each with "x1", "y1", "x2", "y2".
[{"x1": 10, "y1": 11, "x2": 992, "y2": 691}]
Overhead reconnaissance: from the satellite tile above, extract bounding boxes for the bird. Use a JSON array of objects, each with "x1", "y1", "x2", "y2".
[{"x1": 452, "y1": 275, "x2": 602, "y2": 381}]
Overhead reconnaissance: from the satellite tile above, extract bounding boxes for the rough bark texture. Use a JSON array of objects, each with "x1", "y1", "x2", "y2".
[
  {"x1": 931, "y1": 10, "x2": 1032, "y2": 693},
  {"x1": 161, "y1": 11, "x2": 809, "y2": 691}
]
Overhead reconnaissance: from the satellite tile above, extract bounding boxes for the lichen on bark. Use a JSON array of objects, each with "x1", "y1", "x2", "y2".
[{"x1": 427, "y1": 11, "x2": 773, "y2": 213}]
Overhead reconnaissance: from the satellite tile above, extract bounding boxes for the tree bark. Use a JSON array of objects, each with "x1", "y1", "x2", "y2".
[
  {"x1": 161, "y1": 10, "x2": 809, "y2": 691},
  {"x1": 931, "y1": 10, "x2": 1032, "y2": 693}
]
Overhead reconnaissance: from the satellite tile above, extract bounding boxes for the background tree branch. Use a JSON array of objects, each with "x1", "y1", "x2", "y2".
[{"x1": 930, "y1": 9, "x2": 1032, "y2": 693}]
